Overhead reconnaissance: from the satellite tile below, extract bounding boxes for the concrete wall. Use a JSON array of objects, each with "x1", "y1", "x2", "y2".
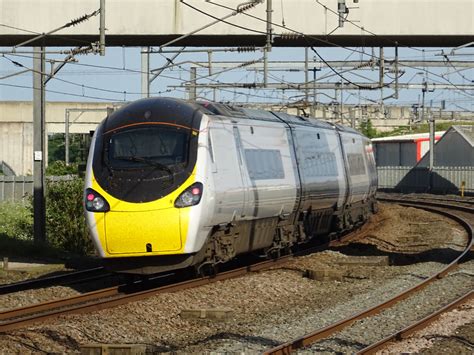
[
  {"x1": 0, "y1": 0, "x2": 472, "y2": 46},
  {"x1": 0, "y1": 101, "x2": 117, "y2": 175},
  {"x1": 0, "y1": 122, "x2": 32, "y2": 175},
  {"x1": 0, "y1": 100, "x2": 471, "y2": 175}
]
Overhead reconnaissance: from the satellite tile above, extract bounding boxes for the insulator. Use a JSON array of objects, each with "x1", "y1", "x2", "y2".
[
  {"x1": 237, "y1": 0, "x2": 261, "y2": 13},
  {"x1": 70, "y1": 45, "x2": 93, "y2": 56},
  {"x1": 66, "y1": 14, "x2": 90, "y2": 28},
  {"x1": 280, "y1": 32, "x2": 301, "y2": 40},
  {"x1": 237, "y1": 59, "x2": 259, "y2": 68},
  {"x1": 237, "y1": 46, "x2": 256, "y2": 53}
]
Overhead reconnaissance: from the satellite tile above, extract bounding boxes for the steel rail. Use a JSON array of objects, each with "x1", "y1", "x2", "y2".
[
  {"x1": 0, "y1": 284, "x2": 123, "y2": 322},
  {"x1": 0, "y1": 218, "x2": 374, "y2": 333},
  {"x1": 377, "y1": 196, "x2": 474, "y2": 214},
  {"x1": 0, "y1": 267, "x2": 107, "y2": 295},
  {"x1": 356, "y1": 290, "x2": 474, "y2": 354},
  {"x1": 263, "y1": 199, "x2": 473, "y2": 355},
  {"x1": 0, "y1": 255, "x2": 295, "y2": 332}
]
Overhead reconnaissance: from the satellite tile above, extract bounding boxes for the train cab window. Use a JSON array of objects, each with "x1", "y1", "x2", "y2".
[{"x1": 107, "y1": 127, "x2": 188, "y2": 169}]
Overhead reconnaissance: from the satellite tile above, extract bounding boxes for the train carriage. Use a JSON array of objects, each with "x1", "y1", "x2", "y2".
[{"x1": 84, "y1": 97, "x2": 377, "y2": 274}]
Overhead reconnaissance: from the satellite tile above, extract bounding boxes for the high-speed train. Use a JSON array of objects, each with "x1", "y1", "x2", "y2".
[{"x1": 84, "y1": 97, "x2": 377, "y2": 274}]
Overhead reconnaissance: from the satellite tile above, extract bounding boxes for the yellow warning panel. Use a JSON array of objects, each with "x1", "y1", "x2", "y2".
[{"x1": 105, "y1": 208, "x2": 182, "y2": 255}]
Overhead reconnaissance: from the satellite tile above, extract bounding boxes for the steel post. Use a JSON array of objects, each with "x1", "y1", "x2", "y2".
[
  {"x1": 141, "y1": 46, "x2": 150, "y2": 98},
  {"x1": 33, "y1": 46, "x2": 46, "y2": 244}
]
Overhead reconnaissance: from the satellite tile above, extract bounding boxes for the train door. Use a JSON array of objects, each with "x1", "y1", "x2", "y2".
[
  {"x1": 237, "y1": 120, "x2": 298, "y2": 219},
  {"x1": 364, "y1": 140, "x2": 378, "y2": 195},
  {"x1": 340, "y1": 133, "x2": 370, "y2": 204},
  {"x1": 292, "y1": 126, "x2": 347, "y2": 211},
  {"x1": 208, "y1": 120, "x2": 247, "y2": 223}
]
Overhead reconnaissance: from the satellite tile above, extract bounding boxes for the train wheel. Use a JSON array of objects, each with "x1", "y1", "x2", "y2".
[
  {"x1": 265, "y1": 247, "x2": 281, "y2": 260},
  {"x1": 196, "y1": 261, "x2": 218, "y2": 278}
]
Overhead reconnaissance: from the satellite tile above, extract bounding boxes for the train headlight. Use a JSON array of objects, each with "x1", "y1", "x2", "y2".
[
  {"x1": 85, "y1": 188, "x2": 110, "y2": 212},
  {"x1": 174, "y1": 182, "x2": 203, "y2": 208}
]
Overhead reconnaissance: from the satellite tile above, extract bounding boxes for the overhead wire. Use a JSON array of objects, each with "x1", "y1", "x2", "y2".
[
  {"x1": 180, "y1": 0, "x2": 267, "y2": 35},
  {"x1": 2, "y1": 6, "x2": 273, "y2": 103},
  {"x1": 202, "y1": 0, "x2": 392, "y2": 90},
  {"x1": 2, "y1": 1, "x2": 471, "y2": 109},
  {"x1": 206, "y1": 0, "x2": 472, "y2": 102},
  {"x1": 1, "y1": 54, "x2": 180, "y2": 98},
  {"x1": 312, "y1": 0, "x2": 437, "y2": 54},
  {"x1": 441, "y1": 52, "x2": 473, "y2": 83}
]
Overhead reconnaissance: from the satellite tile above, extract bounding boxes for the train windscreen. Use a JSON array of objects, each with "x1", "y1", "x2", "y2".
[{"x1": 107, "y1": 126, "x2": 188, "y2": 170}]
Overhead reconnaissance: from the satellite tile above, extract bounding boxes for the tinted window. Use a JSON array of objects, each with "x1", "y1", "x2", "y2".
[
  {"x1": 245, "y1": 149, "x2": 285, "y2": 180},
  {"x1": 302, "y1": 151, "x2": 338, "y2": 177},
  {"x1": 347, "y1": 153, "x2": 367, "y2": 176},
  {"x1": 108, "y1": 127, "x2": 188, "y2": 169}
]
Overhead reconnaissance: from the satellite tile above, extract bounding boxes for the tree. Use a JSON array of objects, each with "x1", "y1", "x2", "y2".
[{"x1": 358, "y1": 119, "x2": 377, "y2": 138}]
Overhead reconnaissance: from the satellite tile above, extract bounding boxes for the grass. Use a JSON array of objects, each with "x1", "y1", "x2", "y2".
[
  {"x1": 0, "y1": 200, "x2": 32, "y2": 240},
  {"x1": 0, "y1": 201, "x2": 65, "y2": 261}
]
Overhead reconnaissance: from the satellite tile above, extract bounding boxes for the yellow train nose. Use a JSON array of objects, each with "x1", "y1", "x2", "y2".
[{"x1": 104, "y1": 208, "x2": 182, "y2": 254}]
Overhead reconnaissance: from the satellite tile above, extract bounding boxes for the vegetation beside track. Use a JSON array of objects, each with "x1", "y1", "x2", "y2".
[{"x1": 0, "y1": 176, "x2": 93, "y2": 258}]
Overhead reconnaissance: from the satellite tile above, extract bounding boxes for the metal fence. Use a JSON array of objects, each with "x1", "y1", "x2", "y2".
[
  {"x1": 1, "y1": 168, "x2": 473, "y2": 201},
  {"x1": 0, "y1": 176, "x2": 75, "y2": 202},
  {"x1": 377, "y1": 166, "x2": 473, "y2": 194},
  {"x1": 0, "y1": 176, "x2": 33, "y2": 201}
]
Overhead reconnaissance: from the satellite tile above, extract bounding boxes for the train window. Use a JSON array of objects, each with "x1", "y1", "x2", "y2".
[
  {"x1": 347, "y1": 153, "x2": 367, "y2": 176},
  {"x1": 301, "y1": 151, "x2": 338, "y2": 177},
  {"x1": 245, "y1": 149, "x2": 285, "y2": 180},
  {"x1": 108, "y1": 127, "x2": 188, "y2": 169}
]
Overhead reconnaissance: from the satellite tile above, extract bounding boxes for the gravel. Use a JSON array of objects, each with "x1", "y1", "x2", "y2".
[
  {"x1": 0, "y1": 203, "x2": 471, "y2": 353},
  {"x1": 305, "y1": 263, "x2": 474, "y2": 353},
  {"x1": 380, "y1": 299, "x2": 474, "y2": 354}
]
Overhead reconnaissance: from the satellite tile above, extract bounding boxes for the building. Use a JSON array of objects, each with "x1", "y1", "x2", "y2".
[
  {"x1": 376, "y1": 126, "x2": 473, "y2": 195},
  {"x1": 372, "y1": 132, "x2": 444, "y2": 167},
  {"x1": 416, "y1": 125, "x2": 474, "y2": 167}
]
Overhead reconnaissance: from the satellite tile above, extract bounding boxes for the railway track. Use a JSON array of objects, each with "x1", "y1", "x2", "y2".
[
  {"x1": 0, "y1": 267, "x2": 109, "y2": 295},
  {"x1": 377, "y1": 191, "x2": 474, "y2": 209},
  {"x1": 264, "y1": 195, "x2": 473, "y2": 354},
  {"x1": 3, "y1": 195, "x2": 471, "y2": 354},
  {"x1": 0, "y1": 253, "x2": 303, "y2": 332},
  {"x1": 357, "y1": 290, "x2": 473, "y2": 354},
  {"x1": 0, "y1": 219, "x2": 374, "y2": 333}
]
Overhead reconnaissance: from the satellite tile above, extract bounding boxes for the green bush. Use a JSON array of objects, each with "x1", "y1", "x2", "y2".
[
  {"x1": 46, "y1": 160, "x2": 79, "y2": 176},
  {"x1": 0, "y1": 178, "x2": 94, "y2": 258},
  {"x1": 0, "y1": 201, "x2": 33, "y2": 240},
  {"x1": 45, "y1": 177, "x2": 94, "y2": 256}
]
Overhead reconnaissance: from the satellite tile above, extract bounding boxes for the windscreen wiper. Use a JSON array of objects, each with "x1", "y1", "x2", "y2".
[{"x1": 113, "y1": 156, "x2": 174, "y2": 182}]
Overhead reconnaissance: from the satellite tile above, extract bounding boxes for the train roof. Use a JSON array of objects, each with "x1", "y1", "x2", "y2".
[
  {"x1": 197, "y1": 100, "x2": 364, "y2": 136},
  {"x1": 103, "y1": 97, "x2": 365, "y2": 138}
]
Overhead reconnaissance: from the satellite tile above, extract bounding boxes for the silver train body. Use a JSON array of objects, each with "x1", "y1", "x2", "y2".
[{"x1": 84, "y1": 98, "x2": 377, "y2": 274}]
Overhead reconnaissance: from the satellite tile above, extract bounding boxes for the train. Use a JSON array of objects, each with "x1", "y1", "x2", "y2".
[{"x1": 84, "y1": 97, "x2": 377, "y2": 274}]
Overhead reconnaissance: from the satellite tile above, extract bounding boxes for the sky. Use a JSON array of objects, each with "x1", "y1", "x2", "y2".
[
  {"x1": 0, "y1": 27, "x2": 473, "y2": 114},
  {"x1": 0, "y1": 0, "x2": 473, "y2": 113}
]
